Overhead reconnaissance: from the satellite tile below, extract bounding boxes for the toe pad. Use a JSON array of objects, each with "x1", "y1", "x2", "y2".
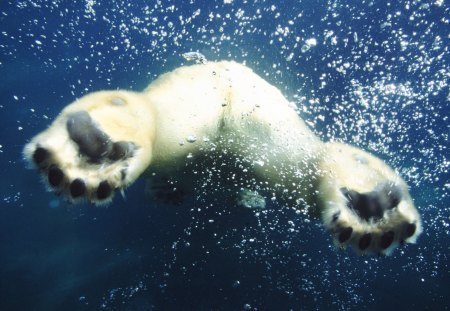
[
  {"x1": 97, "y1": 181, "x2": 112, "y2": 200},
  {"x1": 48, "y1": 165, "x2": 64, "y2": 187},
  {"x1": 70, "y1": 178, "x2": 86, "y2": 198}
]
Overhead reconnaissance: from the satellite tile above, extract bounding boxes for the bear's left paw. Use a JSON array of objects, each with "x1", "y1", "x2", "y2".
[
  {"x1": 323, "y1": 183, "x2": 421, "y2": 255},
  {"x1": 24, "y1": 107, "x2": 151, "y2": 204}
]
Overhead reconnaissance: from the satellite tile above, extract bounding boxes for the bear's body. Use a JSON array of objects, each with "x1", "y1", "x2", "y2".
[{"x1": 24, "y1": 61, "x2": 421, "y2": 254}]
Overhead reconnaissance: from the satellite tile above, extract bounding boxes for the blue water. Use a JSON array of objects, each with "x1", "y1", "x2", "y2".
[{"x1": 1, "y1": 0, "x2": 449, "y2": 310}]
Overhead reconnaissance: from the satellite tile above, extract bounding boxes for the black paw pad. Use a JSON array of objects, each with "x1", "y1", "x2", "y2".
[
  {"x1": 380, "y1": 231, "x2": 395, "y2": 249},
  {"x1": 109, "y1": 141, "x2": 135, "y2": 161},
  {"x1": 48, "y1": 165, "x2": 64, "y2": 187},
  {"x1": 404, "y1": 223, "x2": 416, "y2": 238},
  {"x1": 67, "y1": 111, "x2": 112, "y2": 163},
  {"x1": 33, "y1": 147, "x2": 50, "y2": 167},
  {"x1": 342, "y1": 185, "x2": 403, "y2": 221},
  {"x1": 96, "y1": 181, "x2": 112, "y2": 200},
  {"x1": 359, "y1": 233, "x2": 372, "y2": 250},
  {"x1": 70, "y1": 178, "x2": 86, "y2": 198},
  {"x1": 338, "y1": 227, "x2": 353, "y2": 243}
]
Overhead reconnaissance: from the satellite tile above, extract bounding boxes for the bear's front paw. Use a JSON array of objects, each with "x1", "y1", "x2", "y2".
[
  {"x1": 322, "y1": 183, "x2": 422, "y2": 255},
  {"x1": 319, "y1": 142, "x2": 422, "y2": 255},
  {"x1": 24, "y1": 92, "x2": 154, "y2": 204}
]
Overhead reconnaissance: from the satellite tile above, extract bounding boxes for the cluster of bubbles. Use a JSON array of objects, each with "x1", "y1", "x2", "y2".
[{"x1": 0, "y1": 0, "x2": 448, "y2": 309}]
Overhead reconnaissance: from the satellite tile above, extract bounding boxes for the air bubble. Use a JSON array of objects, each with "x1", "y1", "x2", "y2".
[
  {"x1": 301, "y1": 38, "x2": 317, "y2": 53},
  {"x1": 186, "y1": 135, "x2": 197, "y2": 143}
]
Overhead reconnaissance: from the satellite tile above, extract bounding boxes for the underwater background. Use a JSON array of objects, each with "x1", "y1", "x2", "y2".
[{"x1": 0, "y1": 0, "x2": 449, "y2": 310}]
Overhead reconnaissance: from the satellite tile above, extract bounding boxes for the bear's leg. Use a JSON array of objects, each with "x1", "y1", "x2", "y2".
[
  {"x1": 23, "y1": 90, "x2": 155, "y2": 204},
  {"x1": 318, "y1": 142, "x2": 422, "y2": 255}
]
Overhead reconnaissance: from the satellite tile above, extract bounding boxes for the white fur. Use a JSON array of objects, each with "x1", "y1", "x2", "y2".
[{"x1": 23, "y1": 61, "x2": 421, "y2": 254}]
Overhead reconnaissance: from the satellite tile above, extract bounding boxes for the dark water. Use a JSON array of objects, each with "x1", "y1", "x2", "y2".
[{"x1": 0, "y1": 0, "x2": 449, "y2": 310}]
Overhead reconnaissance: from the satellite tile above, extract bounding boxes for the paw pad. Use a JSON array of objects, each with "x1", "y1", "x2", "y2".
[
  {"x1": 358, "y1": 233, "x2": 372, "y2": 251},
  {"x1": 33, "y1": 145, "x2": 119, "y2": 203},
  {"x1": 33, "y1": 147, "x2": 50, "y2": 167},
  {"x1": 380, "y1": 231, "x2": 395, "y2": 249},
  {"x1": 96, "y1": 181, "x2": 112, "y2": 200},
  {"x1": 328, "y1": 185, "x2": 421, "y2": 255},
  {"x1": 342, "y1": 186, "x2": 401, "y2": 221},
  {"x1": 24, "y1": 109, "x2": 144, "y2": 204},
  {"x1": 67, "y1": 111, "x2": 112, "y2": 163},
  {"x1": 48, "y1": 165, "x2": 64, "y2": 187},
  {"x1": 404, "y1": 223, "x2": 416, "y2": 238},
  {"x1": 338, "y1": 227, "x2": 353, "y2": 243},
  {"x1": 66, "y1": 111, "x2": 136, "y2": 163},
  {"x1": 70, "y1": 179, "x2": 86, "y2": 198}
]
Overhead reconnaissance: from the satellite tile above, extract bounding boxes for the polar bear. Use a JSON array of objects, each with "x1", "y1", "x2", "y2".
[{"x1": 23, "y1": 61, "x2": 421, "y2": 255}]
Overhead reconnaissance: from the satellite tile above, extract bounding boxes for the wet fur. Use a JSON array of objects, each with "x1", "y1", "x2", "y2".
[{"x1": 23, "y1": 61, "x2": 422, "y2": 255}]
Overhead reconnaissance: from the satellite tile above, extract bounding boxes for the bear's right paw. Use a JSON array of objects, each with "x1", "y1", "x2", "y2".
[
  {"x1": 319, "y1": 142, "x2": 422, "y2": 255},
  {"x1": 24, "y1": 96, "x2": 153, "y2": 204},
  {"x1": 322, "y1": 183, "x2": 422, "y2": 255}
]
